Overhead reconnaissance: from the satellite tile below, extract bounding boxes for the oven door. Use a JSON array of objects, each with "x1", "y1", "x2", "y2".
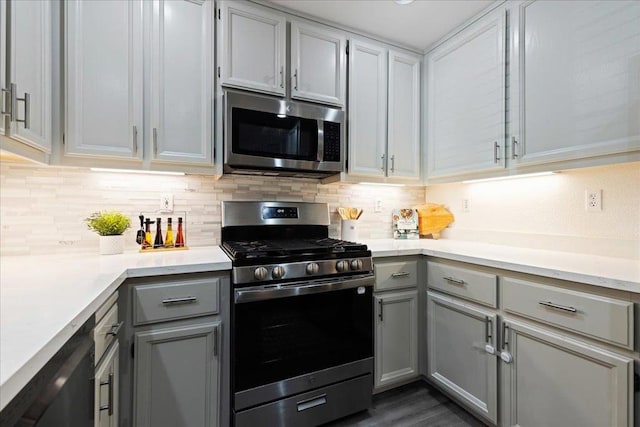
[{"x1": 232, "y1": 276, "x2": 374, "y2": 411}]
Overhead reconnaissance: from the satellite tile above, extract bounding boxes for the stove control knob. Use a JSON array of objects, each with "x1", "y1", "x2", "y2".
[
  {"x1": 306, "y1": 263, "x2": 320, "y2": 275},
  {"x1": 272, "y1": 266, "x2": 286, "y2": 279},
  {"x1": 350, "y1": 259, "x2": 363, "y2": 271},
  {"x1": 254, "y1": 267, "x2": 268, "y2": 281},
  {"x1": 336, "y1": 260, "x2": 349, "y2": 272}
]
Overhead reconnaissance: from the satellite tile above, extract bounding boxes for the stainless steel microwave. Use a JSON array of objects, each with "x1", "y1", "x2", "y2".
[{"x1": 223, "y1": 90, "x2": 345, "y2": 178}]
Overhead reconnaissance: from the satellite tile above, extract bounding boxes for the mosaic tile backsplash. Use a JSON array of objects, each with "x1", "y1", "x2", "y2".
[{"x1": 0, "y1": 163, "x2": 426, "y2": 256}]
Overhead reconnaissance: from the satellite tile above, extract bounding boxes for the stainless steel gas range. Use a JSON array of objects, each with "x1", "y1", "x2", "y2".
[{"x1": 220, "y1": 201, "x2": 375, "y2": 427}]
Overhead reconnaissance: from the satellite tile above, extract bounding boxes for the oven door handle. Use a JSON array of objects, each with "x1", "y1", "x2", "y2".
[{"x1": 234, "y1": 275, "x2": 374, "y2": 303}]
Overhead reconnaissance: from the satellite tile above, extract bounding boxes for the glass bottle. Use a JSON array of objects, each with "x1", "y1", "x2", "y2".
[
  {"x1": 175, "y1": 217, "x2": 185, "y2": 247},
  {"x1": 142, "y1": 218, "x2": 154, "y2": 249},
  {"x1": 154, "y1": 218, "x2": 164, "y2": 248},
  {"x1": 164, "y1": 217, "x2": 174, "y2": 248}
]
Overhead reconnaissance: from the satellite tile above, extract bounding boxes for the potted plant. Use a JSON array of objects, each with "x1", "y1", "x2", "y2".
[{"x1": 85, "y1": 211, "x2": 131, "y2": 255}]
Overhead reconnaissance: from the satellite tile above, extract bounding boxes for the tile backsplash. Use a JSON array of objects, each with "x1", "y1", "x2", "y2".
[{"x1": 0, "y1": 163, "x2": 425, "y2": 256}]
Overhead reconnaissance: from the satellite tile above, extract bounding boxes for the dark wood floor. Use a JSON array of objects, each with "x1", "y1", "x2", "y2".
[{"x1": 323, "y1": 381, "x2": 485, "y2": 427}]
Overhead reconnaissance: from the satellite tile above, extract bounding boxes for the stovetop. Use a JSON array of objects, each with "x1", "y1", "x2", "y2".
[{"x1": 221, "y1": 237, "x2": 370, "y2": 266}]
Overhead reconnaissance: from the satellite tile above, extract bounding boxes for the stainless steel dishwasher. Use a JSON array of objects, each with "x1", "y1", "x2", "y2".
[{"x1": 0, "y1": 316, "x2": 95, "y2": 427}]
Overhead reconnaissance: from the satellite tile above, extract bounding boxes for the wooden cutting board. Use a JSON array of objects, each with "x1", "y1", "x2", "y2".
[{"x1": 417, "y1": 203, "x2": 454, "y2": 239}]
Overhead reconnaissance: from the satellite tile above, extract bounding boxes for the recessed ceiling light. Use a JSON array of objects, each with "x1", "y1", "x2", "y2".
[{"x1": 394, "y1": 0, "x2": 415, "y2": 4}]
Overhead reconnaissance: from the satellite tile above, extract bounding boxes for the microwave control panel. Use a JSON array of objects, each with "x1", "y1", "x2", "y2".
[{"x1": 323, "y1": 122, "x2": 341, "y2": 162}]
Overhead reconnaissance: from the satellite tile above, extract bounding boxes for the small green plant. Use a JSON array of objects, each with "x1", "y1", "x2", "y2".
[{"x1": 85, "y1": 211, "x2": 131, "y2": 236}]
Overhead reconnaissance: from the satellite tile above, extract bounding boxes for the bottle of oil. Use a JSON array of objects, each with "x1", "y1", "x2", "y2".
[
  {"x1": 154, "y1": 218, "x2": 164, "y2": 248},
  {"x1": 164, "y1": 217, "x2": 174, "y2": 248},
  {"x1": 142, "y1": 218, "x2": 154, "y2": 249},
  {"x1": 175, "y1": 217, "x2": 185, "y2": 247}
]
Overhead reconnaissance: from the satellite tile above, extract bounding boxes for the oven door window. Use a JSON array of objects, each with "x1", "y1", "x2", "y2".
[
  {"x1": 232, "y1": 108, "x2": 318, "y2": 161},
  {"x1": 233, "y1": 285, "x2": 373, "y2": 392}
]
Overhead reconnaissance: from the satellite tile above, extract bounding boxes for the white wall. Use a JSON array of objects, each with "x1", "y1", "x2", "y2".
[{"x1": 425, "y1": 162, "x2": 640, "y2": 259}]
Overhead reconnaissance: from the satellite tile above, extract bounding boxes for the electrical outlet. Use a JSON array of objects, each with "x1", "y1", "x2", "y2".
[
  {"x1": 160, "y1": 193, "x2": 174, "y2": 212},
  {"x1": 585, "y1": 189, "x2": 602, "y2": 212},
  {"x1": 374, "y1": 199, "x2": 383, "y2": 213},
  {"x1": 462, "y1": 199, "x2": 470, "y2": 213}
]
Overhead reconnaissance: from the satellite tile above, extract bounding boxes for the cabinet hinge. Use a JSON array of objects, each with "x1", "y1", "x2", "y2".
[{"x1": 130, "y1": 342, "x2": 135, "y2": 359}]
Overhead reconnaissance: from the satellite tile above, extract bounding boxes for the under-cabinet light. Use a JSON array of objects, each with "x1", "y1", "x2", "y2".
[
  {"x1": 90, "y1": 168, "x2": 185, "y2": 176},
  {"x1": 462, "y1": 171, "x2": 558, "y2": 184},
  {"x1": 359, "y1": 182, "x2": 406, "y2": 187},
  {"x1": 394, "y1": 0, "x2": 415, "y2": 4}
]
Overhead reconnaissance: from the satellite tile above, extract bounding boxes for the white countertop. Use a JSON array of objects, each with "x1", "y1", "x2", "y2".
[
  {"x1": 1, "y1": 240, "x2": 639, "y2": 411},
  {"x1": 0, "y1": 247, "x2": 232, "y2": 410},
  {"x1": 364, "y1": 239, "x2": 640, "y2": 293}
]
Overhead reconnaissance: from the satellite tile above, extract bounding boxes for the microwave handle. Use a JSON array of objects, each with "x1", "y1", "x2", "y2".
[{"x1": 317, "y1": 120, "x2": 324, "y2": 163}]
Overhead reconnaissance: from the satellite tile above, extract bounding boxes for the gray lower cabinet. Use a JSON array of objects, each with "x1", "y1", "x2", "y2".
[
  {"x1": 95, "y1": 342, "x2": 119, "y2": 427},
  {"x1": 500, "y1": 318, "x2": 634, "y2": 427},
  {"x1": 427, "y1": 291, "x2": 498, "y2": 425},
  {"x1": 134, "y1": 322, "x2": 220, "y2": 427},
  {"x1": 374, "y1": 289, "x2": 419, "y2": 390}
]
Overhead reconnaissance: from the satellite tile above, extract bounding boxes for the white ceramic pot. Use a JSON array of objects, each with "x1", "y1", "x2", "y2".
[
  {"x1": 341, "y1": 220, "x2": 359, "y2": 242},
  {"x1": 99, "y1": 235, "x2": 124, "y2": 255}
]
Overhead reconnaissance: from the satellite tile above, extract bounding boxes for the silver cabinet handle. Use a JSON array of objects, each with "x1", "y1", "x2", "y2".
[
  {"x1": 443, "y1": 276, "x2": 465, "y2": 285},
  {"x1": 162, "y1": 296, "x2": 197, "y2": 305},
  {"x1": 391, "y1": 272, "x2": 410, "y2": 278},
  {"x1": 294, "y1": 69, "x2": 298, "y2": 91},
  {"x1": 133, "y1": 125, "x2": 138, "y2": 154},
  {"x1": 106, "y1": 321, "x2": 124, "y2": 337},
  {"x1": 153, "y1": 127, "x2": 158, "y2": 155},
  {"x1": 512, "y1": 136, "x2": 519, "y2": 159},
  {"x1": 538, "y1": 300, "x2": 577, "y2": 313},
  {"x1": 11, "y1": 84, "x2": 30, "y2": 129},
  {"x1": 381, "y1": 153, "x2": 385, "y2": 171},
  {"x1": 297, "y1": 394, "x2": 327, "y2": 412},
  {"x1": 280, "y1": 66, "x2": 284, "y2": 88},
  {"x1": 390, "y1": 155, "x2": 395, "y2": 173},
  {"x1": 1, "y1": 86, "x2": 11, "y2": 118},
  {"x1": 99, "y1": 372, "x2": 114, "y2": 416},
  {"x1": 494, "y1": 141, "x2": 500, "y2": 163},
  {"x1": 213, "y1": 325, "x2": 219, "y2": 357},
  {"x1": 378, "y1": 299, "x2": 383, "y2": 321}
]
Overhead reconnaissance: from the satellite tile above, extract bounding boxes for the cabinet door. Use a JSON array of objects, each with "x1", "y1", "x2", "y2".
[
  {"x1": 1, "y1": 0, "x2": 6, "y2": 136},
  {"x1": 374, "y1": 289, "x2": 418, "y2": 390},
  {"x1": 95, "y1": 342, "x2": 119, "y2": 427},
  {"x1": 501, "y1": 318, "x2": 633, "y2": 427},
  {"x1": 427, "y1": 292, "x2": 498, "y2": 424},
  {"x1": 65, "y1": 0, "x2": 143, "y2": 159},
  {"x1": 511, "y1": 0, "x2": 640, "y2": 165},
  {"x1": 387, "y1": 51, "x2": 420, "y2": 180},
  {"x1": 290, "y1": 21, "x2": 346, "y2": 106},
  {"x1": 219, "y1": 1, "x2": 285, "y2": 96},
  {"x1": 135, "y1": 322, "x2": 220, "y2": 427},
  {"x1": 427, "y1": 6, "x2": 506, "y2": 178},
  {"x1": 348, "y1": 39, "x2": 388, "y2": 178},
  {"x1": 150, "y1": 0, "x2": 213, "y2": 165},
  {"x1": 8, "y1": 0, "x2": 51, "y2": 152}
]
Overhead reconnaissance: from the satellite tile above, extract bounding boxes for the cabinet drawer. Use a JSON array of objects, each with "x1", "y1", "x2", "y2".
[
  {"x1": 133, "y1": 278, "x2": 220, "y2": 326},
  {"x1": 502, "y1": 277, "x2": 634, "y2": 349},
  {"x1": 427, "y1": 261, "x2": 497, "y2": 307},
  {"x1": 94, "y1": 302, "x2": 119, "y2": 364},
  {"x1": 374, "y1": 259, "x2": 418, "y2": 291}
]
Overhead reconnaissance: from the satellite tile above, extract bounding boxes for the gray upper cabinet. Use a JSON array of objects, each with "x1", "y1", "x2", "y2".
[
  {"x1": 0, "y1": 0, "x2": 52, "y2": 159},
  {"x1": 427, "y1": 291, "x2": 498, "y2": 425},
  {"x1": 219, "y1": 1, "x2": 286, "y2": 96},
  {"x1": 149, "y1": 0, "x2": 213, "y2": 166},
  {"x1": 65, "y1": 0, "x2": 144, "y2": 160},
  {"x1": 426, "y1": 5, "x2": 506, "y2": 179},
  {"x1": 509, "y1": 0, "x2": 640, "y2": 166},
  {"x1": 501, "y1": 318, "x2": 634, "y2": 427},
  {"x1": 290, "y1": 20, "x2": 346, "y2": 106},
  {"x1": 134, "y1": 322, "x2": 220, "y2": 427},
  {"x1": 349, "y1": 38, "x2": 421, "y2": 181}
]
